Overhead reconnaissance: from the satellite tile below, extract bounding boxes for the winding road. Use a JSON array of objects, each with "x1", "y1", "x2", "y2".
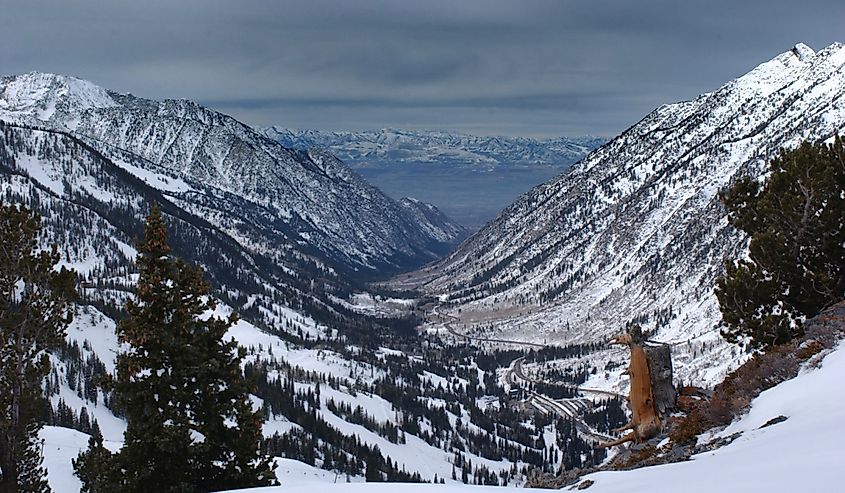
[
  {"x1": 432, "y1": 306, "x2": 547, "y2": 348},
  {"x1": 431, "y1": 304, "x2": 623, "y2": 444}
]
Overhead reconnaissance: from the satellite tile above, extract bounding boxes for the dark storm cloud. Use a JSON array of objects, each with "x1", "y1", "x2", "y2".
[{"x1": 1, "y1": 0, "x2": 843, "y2": 136}]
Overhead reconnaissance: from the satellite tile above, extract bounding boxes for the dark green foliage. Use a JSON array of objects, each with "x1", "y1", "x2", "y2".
[
  {"x1": 716, "y1": 137, "x2": 845, "y2": 348},
  {"x1": 74, "y1": 205, "x2": 276, "y2": 492},
  {"x1": 0, "y1": 204, "x2": 76, "y2": 493},
  {"x1": 73, "y1": 430, "x2": 122, "y2": 493},
  {"x1": 365, "y1": 451, "x2": 382, "y2": 482}
]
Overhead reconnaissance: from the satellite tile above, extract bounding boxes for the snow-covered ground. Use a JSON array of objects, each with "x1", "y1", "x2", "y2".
[
  {"x1": 42, "y1": 300, "x2": 538, "y2": 489},
  {"x1": 41, "y1": 427, "x2": 342, "y2": 493},
  {"x1": 579, "y1": 343, "x2": 845, "y2": 493},
  {"x1": 222, "y1": 342, "x2": 845, "y2": 493},
  {"x1": 45, "y1": 339, "x2": 844, "y2": 492}
]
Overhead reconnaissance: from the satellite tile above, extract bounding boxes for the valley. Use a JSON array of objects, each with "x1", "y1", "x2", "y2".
[
  {"x1": 0, "y1": 75, "x2": 623, "y2": 489},
  {"x1": 261, "y1": 128, "x2": 604, "y2": 230},
  {"x1": 0, "y1": 35, "x2": 843, "y2": 493}
]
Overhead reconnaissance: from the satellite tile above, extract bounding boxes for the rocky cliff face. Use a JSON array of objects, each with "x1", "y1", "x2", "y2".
[{"x1": 397, "y1": 43, "x2": 845, "y2": 385}]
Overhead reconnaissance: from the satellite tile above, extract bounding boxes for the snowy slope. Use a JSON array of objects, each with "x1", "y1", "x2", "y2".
[
  {"x1": 2, "y1": 122, "x2": 567, "y2": 485},
  {"x1": 396, "y1": 42, "x2": 845, "y2": 387},
  {"x1": 0, "y1": 122, "x2": 354, "y2": 337},
  {"x1": 210, "y1": 340, "x2": 845, "y2": 493},
  {"x1": 0, "y1": 83, "x2": 581, "y2": 489},
  {"x1": 42, "y1": 299, "x2": 579, "y2": 490},
  {"x1": 261, "y1": 127, "x2": 604, "y2": 169},
  {"x1": 576, "y1": 342, "x2": 845, "y2": 493},
  {"x1": 0, "y1": 73, "x2": 466, "y2": 277},
  {"x1": 47, "y1": 341, "x2": 845, "y2": 492}
]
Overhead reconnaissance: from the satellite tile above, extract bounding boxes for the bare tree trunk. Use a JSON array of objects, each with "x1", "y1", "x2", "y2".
[
  {"x1": 644, "y1": 344, "x2": 676, "y2": 418},
  {"x1": 600, "y1": 328, "x2": 676, "y2": 448}
]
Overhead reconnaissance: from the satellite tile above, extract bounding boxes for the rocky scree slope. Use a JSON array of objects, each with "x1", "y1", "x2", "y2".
[
  {"x1": 396, "y1": 43, "x2": 845, "y2": 386},
  {"x1": 0, "y1": 72, "x2": 466, "y2": 278}
]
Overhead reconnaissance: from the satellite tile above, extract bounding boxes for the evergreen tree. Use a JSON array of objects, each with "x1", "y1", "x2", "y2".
[
  {"x1": 716, "y1": 137, "x2": 845, "y2": 348},
  {"x1": 0, "y1": 204, "x2": 76, "y2": 493},
  {"x1": 365, "y1": 449, "x2": 381, "y2": 483},
  {"x1": 73, "y1": 429, "x2": 121, "y2": 493},
  {"x1": 74, "y1": 205, "x2": 276, "y2": 492}
]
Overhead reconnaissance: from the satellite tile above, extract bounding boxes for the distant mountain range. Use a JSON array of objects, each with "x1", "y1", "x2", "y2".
[
  {"x1": 261, "y1": 127, "x2": 606, "y2": 229},
  {"x1": 260, "y1": 127, "x2": 605, "y2": 169}
]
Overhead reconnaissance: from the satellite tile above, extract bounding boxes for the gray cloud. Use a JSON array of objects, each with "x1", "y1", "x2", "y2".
[{"x1": 1, "y1": 0, "x2": 842, "y2": 137}]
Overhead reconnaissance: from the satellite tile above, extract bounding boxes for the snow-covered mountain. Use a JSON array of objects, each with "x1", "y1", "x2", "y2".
[
  {"x1": 260, "y1": 127, "x2": 605, "y2": 169},
  {"x1": 0, "y1": 72, "x2": 467, "y2": 278},
  {"x1": 0, "y1": 76, "x2": 597, "y2": 488},
  {"x1": 395, "y1": 42, "x2": 845, "y2": 386},
  {"x1": 8, "y1": 41, "x2": 845, "y2": 491},
  {"x1": 1, "y1": 116, "x2": 586, "y2": 489}
]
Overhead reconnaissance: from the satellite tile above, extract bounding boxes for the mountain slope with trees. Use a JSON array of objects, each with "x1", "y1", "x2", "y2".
[
  {"x1": 0, "y1": 120, "x2": 618, "y2": 489},
  {"x1": 0, "y1": 204, "x2": 75, "y2": 492},
  {"x1": 394, "y1": 42, "x2": 845, "y2": 386},
  {"x1": 0, "y1": 73, "x2": 467, "y2": 279}
]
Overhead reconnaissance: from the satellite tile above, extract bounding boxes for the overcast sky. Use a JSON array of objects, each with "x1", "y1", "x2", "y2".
[{"x1": 1, "y1": 0, "x2": 843, "y2": 137}]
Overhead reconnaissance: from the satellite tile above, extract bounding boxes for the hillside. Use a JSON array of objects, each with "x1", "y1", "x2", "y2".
[
  {"x1": 0, "y1": 122, "x2": 613, "y2": 489},
  {"x1": 395, "y1": 42, "x2": 845, "y2": 387},
  {"x1": 0, "y1": 87, "x2": 582, "y2": 488},
  {"x1": 0, "y1": 73, "x2": 467, "y2": 278},
  {"x1": 51, "y1": 333, "x2": 843, "y2": 493}
]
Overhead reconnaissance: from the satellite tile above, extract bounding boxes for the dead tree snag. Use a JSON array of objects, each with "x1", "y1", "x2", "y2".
[{"x1": 600, "y1": 326, "x2": 675, "y2": 448}]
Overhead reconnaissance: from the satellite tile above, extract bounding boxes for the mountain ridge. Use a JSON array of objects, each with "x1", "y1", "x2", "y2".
[
  {"x1": 260, "y1": 127, "x2": 605, "y2": 230},
  {"x1": 260, "y1": 126, "x2": 605, "y2": 169},
  {"x1": 393, "y1": 42, "x2": 845, "y2": 387},
  {"x1": 0, "y1": 72, "x2": 467, "y2": 279}
]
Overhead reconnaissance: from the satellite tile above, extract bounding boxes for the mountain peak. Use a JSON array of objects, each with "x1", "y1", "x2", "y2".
[
  {"x1": 791, "y1": 43, "x2": 816, "y2": 61},
  {"x1": 0, "y1": 71, "x2": 117, "y2": 120}
]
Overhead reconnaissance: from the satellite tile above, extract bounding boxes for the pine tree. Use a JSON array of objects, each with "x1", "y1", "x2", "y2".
[
  {"x1": 73, "y1": 429, "x2": 121, "y2": 493},
  {"x1": 365, "y1": 453, "x2": 381, "y2": 483},
  {"x1": 0, "y1": 204, "x2": 76, "y2": 493},
  {"x1": 716, "y1": 137, "x2": 845, "y2": 348},
  {"x1": 74, "y1": 205, "x2": 276, "y2": 492}
]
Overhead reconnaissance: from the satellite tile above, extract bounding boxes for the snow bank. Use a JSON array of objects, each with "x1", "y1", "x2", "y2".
[
  {"x1": 227, "y1": 484, "x2": 488, "y2": 493},
  {"x1": 580, "y1": 343, "x2": 845, "y2": 493}
]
